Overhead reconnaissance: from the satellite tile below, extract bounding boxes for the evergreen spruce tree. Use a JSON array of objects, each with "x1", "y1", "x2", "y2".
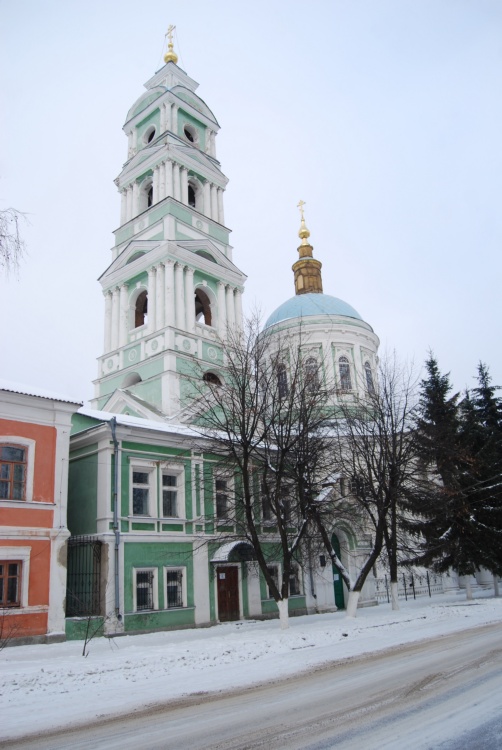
[
  {"x1": 459, "y1": 364, "x2": 502, "y2": 576},
  {"x1": 404, "y1": 355, "x2": 498, "y2": 584}
]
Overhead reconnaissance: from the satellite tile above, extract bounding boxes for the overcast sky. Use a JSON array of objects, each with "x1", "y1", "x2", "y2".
[{"x1": 1, "y1": 0, "x2": 501, "y2": 405}]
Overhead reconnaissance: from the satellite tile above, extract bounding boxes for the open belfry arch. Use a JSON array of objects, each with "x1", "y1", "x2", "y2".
[{"x1": 92, "y1": 28, "x2": 246, "y2": 421}]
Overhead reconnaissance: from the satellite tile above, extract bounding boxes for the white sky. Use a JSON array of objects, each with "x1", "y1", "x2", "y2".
[
  {"x1": 1, "y1": 1, "x2": 501, "y2": 405},
  {"x1": 1, "y1": 592, "x2": 501, "y2": 742}
]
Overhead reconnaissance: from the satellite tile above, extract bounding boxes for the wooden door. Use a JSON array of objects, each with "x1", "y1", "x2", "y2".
[{"x1": 216, "y1": 566, "x2": 240, "y2": 622}]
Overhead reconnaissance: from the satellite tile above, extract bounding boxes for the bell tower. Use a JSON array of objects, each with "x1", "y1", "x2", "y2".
[{"x1": 92, "y1": 29, "x2": 246, "y2": 421}]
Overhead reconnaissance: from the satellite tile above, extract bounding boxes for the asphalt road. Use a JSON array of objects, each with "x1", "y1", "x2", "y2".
[{"x1": 4, "y1": 622, "x2": 502, "y2": 750}]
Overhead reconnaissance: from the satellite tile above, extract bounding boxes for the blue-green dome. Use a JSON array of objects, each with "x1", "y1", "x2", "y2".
[{"x1": 264, "y1": 293, "x2": 363, "y2": 329}]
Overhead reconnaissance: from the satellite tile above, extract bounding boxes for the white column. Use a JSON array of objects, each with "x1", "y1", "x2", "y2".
[
  {"x1": 104, "y1": 291, "x2": 113, "y2": 352},
  {"x1": 185, "y1": 267, "x2": 195, "y2": 332},
  {"x1": 153, "y1": 167, "x2": 159, "y2": 204},
  {"x1": 156, "y1": 263, "x2": 165, "y2": 330},
  {"x1": 160, "y1": 103, "x2": 166, "y2": 132},
  {"x1": 217, "y1": 281, "x2": 227, "y2": 337},
  {"x1": 174, "y1": 263, "x2": 185, "y2": 330},
  {"x1": 165, "y1": 102, "x2": 171, "y2": 132},
  {"x1": 181, "y1": 167, "x2": 189, "y2": 205},
  {"x1": 147, "y1": 267, "x2": 157, "y2": 332},
  {"x1": 172, "y1": 104, "x2": 178, "y2": 134},
  {"x1": 119, "y1": 284, "x2": 129, "y2": 347},
  {"x1": 165, "y1": 160, "x2": 173, "y2": 198},
  {"x1": 132, "y1": 128, "x2": 138, "y2": 154},
  {"x1": 234, "y1": 288, "x2": 243, "y2": 332},
  {"x1": 127, "y1": 131, "x2": 134, "y2": 158},
  {"x1": 132, "y1": 181, "x2": 139, "y2": 217},
  {"x1": 203, "y1": 182, "x2": 211, "y2": 218},
  {"x1": 173, "y1": 163, "x2": 181, "y2": 201},
  {"x1": 159, "y1": 162, "x2": 166, "y2": 200},
  {"x1": 111, "y1": 287, "x2": 120, "y2": 350},
  {"x1": 205, "y1": 129, "x2": 212, "y2": 154},
  {"x1": 120, "y1": 190, "x2": 127, "y2": 224},
  {"x1": 126, "y1": 186, "x2": 133, "y2": 221},
  {"x1": 211, "y1": 185, "x2": 218, "y2": 221},
  {"x1": 226, "y1": 286, "x2": 235, "y2": 329},
  {"x1": 164, "y1": 259, "x2": 175, "y2": 327},
  {"x1": 217, "y1": 188, "x2": 224, "y2": 225},
  {"x1": 210, "y1": 131, "x2": 216, "y2": 157}
]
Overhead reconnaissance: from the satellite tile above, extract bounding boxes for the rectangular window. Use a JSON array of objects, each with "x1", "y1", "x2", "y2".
[
  {"x1": 216, "y1": 478, "x2": 229, "y2": 519},
  {"x1": 162, "y1": 473, "x2": 178, "y2": 517},
  {"x1": 132, "y1": 471, "x2": 150, "y2": 515},
  {"x1": 261, "y1": 482, "x2": 273, "y2": 522},
  {"x1": 0, "y1": 561, "x2": 21, "y2": 607},
  {"x1": 289, "y1": 565, "x2": 302, "y2": 596},
  {"x1": 267, "y1": 564, "x2": 280, "y2": 599},
  {"x1": 0, "y1": 445, "x2": 26, "y2": 501},
  {"x1": 165, "y1": 569, "x2": 184, "y2": 608},
  {"x1": 135, "y1": 569, "x2": 155, "y2": 611}
]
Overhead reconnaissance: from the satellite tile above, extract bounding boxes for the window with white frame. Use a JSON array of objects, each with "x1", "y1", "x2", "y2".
[
  {"x1": 365, "y1": 361, "x2": 375, "y2": 394},
  {"x1": 0, "y1": 560, "x2": 21, "y2": 607},
  {"x1": 289, "y1": 564, "x2": 302, "y2": 596},
  {"x1": 165, "y1": 568, "x2": 186, "y2": 608},
  {"x1": 277, "y1": 363, "x2": 288, "y2": 399},
  {"x1": 304, "y1": 357, "x2": 319, "y2": 393},
  {"x1": 261, "y1": 480, "x2": 273, "y2": 522},
  {"x1": 0, "y1": 445, "x2": 27, "y2": 500},
  {"x1": 132, "y1": 469, "x2": 152, "y2": 516},
  {"x1": 162, "y1": 473, "x2": 178, "y2": 517},
  {"x1": 0, "y1": 439, "x2": 35, "y2": 502},
  {"x1": 215, "y1": 476, "x2": 231, "y2": 519},
  {"x1": 134, "y1": 568, "x2": 158, "y2": 611},
  {"x1": 339, "y1": 356, "x2": 352, "y2": 391}
]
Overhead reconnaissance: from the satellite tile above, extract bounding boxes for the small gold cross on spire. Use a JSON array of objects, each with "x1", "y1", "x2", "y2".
[
  {"x1": 297, "y1": 199, "x2": 306, "y2": 221},
  {"x1": 164, "y1": 24, "x2": 178, "y2": 64}
]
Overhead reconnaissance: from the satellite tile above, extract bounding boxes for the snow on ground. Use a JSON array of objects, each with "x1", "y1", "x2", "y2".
[{"x1": 1, "y1": 590, "x2": 501, "y2": 741}]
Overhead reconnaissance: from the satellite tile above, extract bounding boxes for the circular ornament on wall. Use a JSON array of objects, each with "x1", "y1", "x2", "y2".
[
  {"x1": 183, "y1": 339, "x2": 192, "y2": 351},
  {"x1": 128, "y1": 350, "x2": 137, "y2": 362},
  {"x1": 151, "y1": 340, "x2": 158, "y2": 351},
  {"x1": 196, "y1": 220, "x2": 203, "y2": 229},
  {"x1": 207, "y1": 346, "x2": 217, "y2": 360}
]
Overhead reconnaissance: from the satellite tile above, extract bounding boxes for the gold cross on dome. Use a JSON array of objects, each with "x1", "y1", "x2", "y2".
[
  {"x1": 297, "y1": 200, "x2": 306, "y2": 221},
  {"x1": 166, "y1": 25, "x2": 176, "y2": 44}
]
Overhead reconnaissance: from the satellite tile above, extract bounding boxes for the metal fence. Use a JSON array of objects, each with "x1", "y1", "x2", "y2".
[
  {"x1": 375, "y1": 571, "x2": 445, "y2": 603},
  {"x1": 66, "y1": 536, "x2": 103, "y2": 617}
]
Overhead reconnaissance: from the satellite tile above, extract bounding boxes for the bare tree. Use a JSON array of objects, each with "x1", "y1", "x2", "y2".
[
  {"x1": 327, "y1": 355, "x2": 420, "y2": 615},
  {"x1": 0, "y1": 208, "x2": 27, "y2": 276},
  {"x1": 192, "y1": 316, "x2": 337, "y2": 628}
]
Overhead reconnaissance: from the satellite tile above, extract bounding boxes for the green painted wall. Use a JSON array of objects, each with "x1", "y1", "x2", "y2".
[
  {"x1": 68, "y1": 448, "x2": 99, "y2": 535},
  {"x1": 65, "y1": 617, "x2": 105, "y2": 641}
]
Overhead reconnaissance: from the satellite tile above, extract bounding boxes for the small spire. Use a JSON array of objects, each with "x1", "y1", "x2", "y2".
[
  {"x1": 297, "y1": 199, "x2": 311, "y2": 246},
  {"x1": 292, "y1": 200, "x2": 323, "y2": 295},
  {"x1": 164, "y1": 25, "x2": 179, "y2": 64}
]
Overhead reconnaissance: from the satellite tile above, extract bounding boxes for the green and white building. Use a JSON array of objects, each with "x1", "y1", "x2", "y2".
[{"x1": 67, "y1": 39, "x2": 382, "y2": 638}]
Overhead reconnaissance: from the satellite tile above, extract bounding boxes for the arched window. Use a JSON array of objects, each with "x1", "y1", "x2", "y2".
[
  {"x1": 304, "y1": 357, "x2": 319, "y2": 393},
  {"x1": 277, "y1": 363, "x2": 288, "y2": 399},
  {"x1": 122, "y1": 372, "x2": 142, "y2": 388},
  {"x1": 147, "y1": 186, "x2": 153, "y2": 208},
  {"x1": 188, "y1": 185, "x2": 196, "y2": 208},
  {"x1": 135, "y1": 291, "x2": 148, "y2": 328},
  {"x1": 203, "y1": 372, "x2": 221, "y2": 386},
  {"x1": 195, "y1": 288, "x2": 212, "y2": 326},
  {"x1": 339, "y1": 356, "x2": 352, "y2": 391},
  {"x1": 365, "y1": 361, "x2": 375, "y2": 394}
]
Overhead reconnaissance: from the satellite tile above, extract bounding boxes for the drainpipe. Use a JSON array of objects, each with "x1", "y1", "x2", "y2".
[{"x1": 110, "y1": 417, "x2": 121, "y2": 621}]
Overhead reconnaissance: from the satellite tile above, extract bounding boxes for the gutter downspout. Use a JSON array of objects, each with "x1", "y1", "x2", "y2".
[{"x1": 110, "y1": 417, "x2": 121, "y2": 621}]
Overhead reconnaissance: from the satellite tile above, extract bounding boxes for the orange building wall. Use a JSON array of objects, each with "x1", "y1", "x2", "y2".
[{"x1": 0, "y1": 418, "x2": 57, "y2": 503}]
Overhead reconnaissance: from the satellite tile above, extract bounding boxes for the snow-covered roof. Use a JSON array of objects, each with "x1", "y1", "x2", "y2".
[
  {"x1": 0, "y1": 380, "x2": 82, "y2": 405},
  {"x1": 76, "y1": 407, "x2": 204, "y2": 439},
  {"x1": 210, "y1": 540, "x2": 256, "y2": 563}
]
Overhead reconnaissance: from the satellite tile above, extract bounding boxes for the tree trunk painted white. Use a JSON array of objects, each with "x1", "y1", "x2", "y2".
[
  {"x1": 346, "y1": 590, "x2": 360, "y2": 618},
  {"x1": 465, "y1": 578, "x2": 473, "y2": 600},
  {"x1": 493, "y1": 575, "x2": 500, "y2": 597},
  {"x1": 277, "y1": 599, "x2": 289, "y2": 630},
  {"x1": 390, "y1": 581, "x2": 400, "y2": 611}
]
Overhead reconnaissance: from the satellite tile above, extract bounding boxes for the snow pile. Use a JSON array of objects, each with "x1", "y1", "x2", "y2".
[{"x1": 1, "y1": 591, "x2": 501, "y2": 741}]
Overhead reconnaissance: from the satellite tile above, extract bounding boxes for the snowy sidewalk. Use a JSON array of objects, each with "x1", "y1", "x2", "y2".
[{"x1": 1, "y1": 590, "x2": 501, "y2": 741}]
